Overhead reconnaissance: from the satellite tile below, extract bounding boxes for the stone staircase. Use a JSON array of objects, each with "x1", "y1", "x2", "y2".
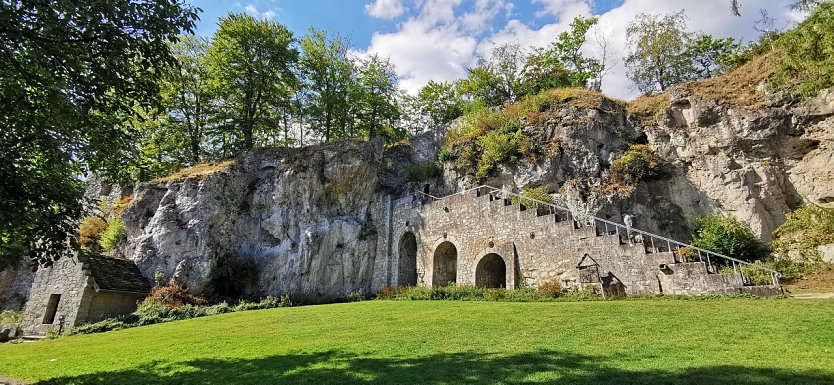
[{"x1": 418, "y1": 185, "x2": 782, "y2": 292}]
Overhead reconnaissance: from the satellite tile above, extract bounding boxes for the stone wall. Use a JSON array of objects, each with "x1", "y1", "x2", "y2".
[
  {"x1": 378, "y1": 188, "x2": 765, "y2": 296},
  {"x1": 21, "y1": 258, "x2": 93, "y2": 335},
  {"x1": 20, "y1": 258, "x2": 146, "y2": 335}
]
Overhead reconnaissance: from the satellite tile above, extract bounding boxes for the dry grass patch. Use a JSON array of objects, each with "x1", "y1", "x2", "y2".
[
  {"x1": 152, "y1": 159, "x2": 236, "y2": 183},
  {"x1": 627, "y1": 92, "x2": 670, "y2": 127},
  {"x1": 678, "y1": 53, "x2": 777, "y2": 108}
]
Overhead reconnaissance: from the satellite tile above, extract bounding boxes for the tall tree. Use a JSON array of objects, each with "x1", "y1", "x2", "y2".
[
  {"x1": 162, "y1": 36, "x2": 214, "y2": 163},
  {"x1": 206, "y1": 13, "x2": 298, "y2": 150},
  {"x1": 354, "y1": 54, "x2": 400, "y2": 141},
  {"x1": 461, "y1": 43, "x2": 527, "y2": 106},
  {"x1": 0, "y1": 0, "x2": 197, "y2": 269},
  {"x1": 523, "y1": 16, "x2": 601, "y2": 93},
  {"x1": 625, "y1": 11, "x2": 693, "y2": 93},
  {"x1": 299, "y1": 28, "x2": 355, "y2": 142}
]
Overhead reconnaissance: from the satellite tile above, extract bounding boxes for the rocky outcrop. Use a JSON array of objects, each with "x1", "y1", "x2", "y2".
[
  {"x1": 645, "y1": 88, "x2": 834, "y2": 239},
  {"x1": 122, "y1": 140, "x2": 389, "y2": 298}
]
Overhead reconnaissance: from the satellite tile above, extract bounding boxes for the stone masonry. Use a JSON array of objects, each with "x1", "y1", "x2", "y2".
[
  {"x1": 374, "y1": 186, "x2": 783, "y2": 296},
  {"x1": 21, "y1": 256, "x2": 150, "y2": 335}
]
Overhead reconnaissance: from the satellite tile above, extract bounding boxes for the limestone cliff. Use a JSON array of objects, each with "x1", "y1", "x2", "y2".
[{"x1": 122, "y1": 139, "x2": 389, "y2": 298}]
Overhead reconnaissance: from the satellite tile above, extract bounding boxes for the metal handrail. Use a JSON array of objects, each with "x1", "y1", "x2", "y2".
[{"x1": 415, "y1": 185, "x2": 781, "y2": 286}]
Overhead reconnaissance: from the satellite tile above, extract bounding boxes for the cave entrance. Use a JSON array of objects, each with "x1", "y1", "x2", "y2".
[
  {"x1": 398, "y1": 232, "x2": 418, "y2": 287},
  {"x1": 476, "y1": 253, "x2": 506, "y2": 289},
  {"x1": 432, "y1": 241, "x2": 457, "y2": 287}
]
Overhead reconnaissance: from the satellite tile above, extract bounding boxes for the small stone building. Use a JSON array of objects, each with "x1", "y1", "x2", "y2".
[{"x1": 22, "y1": 255, "x2": 150, "y2": 335}]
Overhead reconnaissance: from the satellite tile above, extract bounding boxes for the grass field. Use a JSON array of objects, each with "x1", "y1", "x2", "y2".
[{"x1": 1, "y1": 299, "x2": 833, "y2": 384}]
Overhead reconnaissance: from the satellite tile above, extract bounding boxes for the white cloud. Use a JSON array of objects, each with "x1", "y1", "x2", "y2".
[
  {"x1": 365, "y1": 0, "x2": 407, "y2": 20},
  {"x1": 361, "y1": 0, "x2": 806, "y2": 98},
  {"x1": 533, "y1": 0, "x2": 592, "y2": 22},
  {"x1": 244, "y1": 4, "x2": 277, "y2": 21}
]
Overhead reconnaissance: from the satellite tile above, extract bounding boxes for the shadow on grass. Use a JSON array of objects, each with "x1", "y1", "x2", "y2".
[{"x1": 36, "y1": 350, "x2": 833, "y2": 385}]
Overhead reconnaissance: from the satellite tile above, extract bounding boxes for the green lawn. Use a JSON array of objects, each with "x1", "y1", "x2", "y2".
[{"x1": 1, "y1": 299, "x2": 833, "y2": 384}]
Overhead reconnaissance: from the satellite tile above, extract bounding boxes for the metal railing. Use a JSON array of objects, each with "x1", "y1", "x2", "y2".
[{"x1": 415, "y1": 185, "x2": 781, "y2": 286}]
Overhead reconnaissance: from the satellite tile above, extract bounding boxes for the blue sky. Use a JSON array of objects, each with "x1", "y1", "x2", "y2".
[
  {"x1": 186, "y1": 0, "x2": 804, "y2": 99},
  {"x1": 190, "y1": 0, "x2": 625, "y2": 48}
]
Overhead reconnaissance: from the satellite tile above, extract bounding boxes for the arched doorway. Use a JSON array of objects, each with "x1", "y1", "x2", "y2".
[
  {"x1": 476, "y1": 253, "x2": 506, "y2": 288},
  {"x1": 432, "y1": 241, "x2": 457, "y2": 287},
  {"x1": 398, "y1": 232, "x2": 417, "y2": 287}
]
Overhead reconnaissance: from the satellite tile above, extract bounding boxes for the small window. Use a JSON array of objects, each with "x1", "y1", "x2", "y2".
[{"x1": 43, "y1": 294, "x2": 61, "y2": 324}]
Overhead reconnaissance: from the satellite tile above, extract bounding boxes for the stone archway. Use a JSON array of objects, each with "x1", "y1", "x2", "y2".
[
  {"x1": 475, "y1": 253, "x2": 506, "y2": 288},
  {"x1": 432, "y1": 241, "x2": 457, "y2": 287},
  {"x1": 397, "y1": 232, "x2": 418, "y2": 287}
]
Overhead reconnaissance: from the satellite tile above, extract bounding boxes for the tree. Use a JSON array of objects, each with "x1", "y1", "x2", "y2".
[
  {"x1": 0, "y1": 0, "x2": 197, "y2": 270},
  {"x1": 161, "y1": 36, "x2": 215, "y2": 163},
  {"x1": 685, "y1": 34, "x2": 746, "y2": 79},
  {"x1": 522, "y1": 16, "x2": 601, "y2": 93},
  {"x1": 299, "y1": 28, "x2": 356, "y2": 142},
  {"x1": 625, "y1": 11, "x2": 694, "y2": 94},
  {"x1": 690, "y1": 214, "x2": 768, "y2": 263},
  {"x1": 354, "y1": 54, "x2": 401, "y2": 141},
  {"x1": 417, "y1": 81, "x2": 465, "y2": 129},
  {"x1": 206, "y1": 13, "x2": 298, "y2": 150},
  {"x1": 461, "y1": 43, "x2": 528, "y2": 106}
]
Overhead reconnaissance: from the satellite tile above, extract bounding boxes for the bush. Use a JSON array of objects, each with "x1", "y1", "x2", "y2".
[
  {"x1": 380, "y1": 284, "x2": 586, "y2": 302},
  {"x1": 98, "y1": 217, "x2": 126, "y2": 253},
  {"x1": 404, "y1": 160, "x2": 442, "y2": 182},
  {"x1": 78, "y1": 216, "x2": 108, "y2": 247},
  {"x1": 771, "y1": 204, "x2": 834, "y2": 263},
  {"x1": 145, "y1": 284, "x2": 207, "y2": 308},
  {"x1": 537, "y1": 280, "x2": 562, "y2": 298},
  {"x1": 690, "y1": 214, "x2": 768, "y2": 263},
  {"x1": 598, "y1": 144, "x2": 664, "y2": 196},
  {"x1": 474, "y1": 128, "x2": 523, "y2": 180}
]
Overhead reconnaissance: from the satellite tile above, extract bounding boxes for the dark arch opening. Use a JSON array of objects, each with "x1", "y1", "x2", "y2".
[
  {"x1": 432, "y1": 241, "x2": 457, "y2": 287},
  {"x1": 398, "y1": 232, "x2": 418, "y2": 287},
  {"x1": 476, "y1": 253, "x2": 506, "y2": 289}
]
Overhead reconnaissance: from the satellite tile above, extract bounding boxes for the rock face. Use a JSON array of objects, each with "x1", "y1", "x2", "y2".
[
  {"x1": 645, "y1": 89, "x2": 834, "y2": 240},
  {"x1": 0, "y1": 265, "x2": 33, "y2": 311},
  {"x1": 466, "y1": 88, "x2": 833, "y2": 242},
  {"x1": 123, "y1": 140, "x2": 389, "y2": 298}
]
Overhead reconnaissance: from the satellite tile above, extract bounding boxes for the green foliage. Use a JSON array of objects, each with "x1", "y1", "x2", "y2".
[
  {"x1": 0, "y1": 0, "x2": 198, "y2": 270},
  {"x1": 600, "y1": 144, "x2": 664, "y2": 196},
  {"x1": 475, "y1": 129, "x2": 523, "y2": 180},
  {"x1": 526, "y1": 16, "x2": 602, "y2": 91},
  {"x1": 690, "y1": 214, "x2": 768, "y2": 263},
  {"x1": 625, "y1": 11, "x2": 693, "y2": 93},
  {"x1": 0, "y1": 310, "x2": 22, "y2": 325},
  {"x1": 98, "y1": 217, "x2": 127, "y2": 254},
  {"x1": 69, "y1": 295, "x2": 295, "y2": 336},
  {"x1": 721, "y1": 259, "x2": 810, "y2": 285},
  {"x1": 207, "y1": 13, "x2": 298, "y2": 149},
  {"x1": 353, "y1": 54, "x2": 402, "y2": 141},
  {"x1": 772, "y1": 2, "x2": 834, "y2": 97},
  {"x1": 510, "y1": 186, "x2": 555, "y2": 209},
  {"x1": 404, "y1": 161, "x2": 442, "y2": 182},
  {"x1": 437, "y1": 147, "x2": 452, "y2": 162},
  {"x1": 771, "y1": 204, "x2": 834, "y2": 262},
  {"x1": 686, "y1": 33, "x2": 748, "y2": 79},
  {"x1": 299, "y1": 28, "x2": 356, "y2": 142}
]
